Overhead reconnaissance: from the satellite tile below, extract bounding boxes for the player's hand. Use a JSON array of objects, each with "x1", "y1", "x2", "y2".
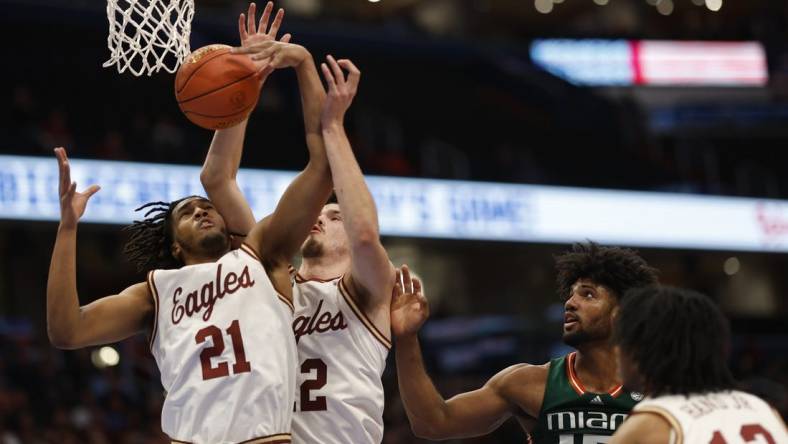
[
  {"x1": 238, "y1": 2, "x2": 285, "y2": 48},
  {"x1": 391, "y1": 265, "x2": 429, "y2": 339},
  {"x1": 54, "y1": 147, "x2": 100, "y2": 230},
  {"x1": 319, "y1": 56, "x2": 360, "y2": 127},
  {"x1": 236, "y1": 40, "x2": 308, "y2": 71},
  {"x1": 235, "y1": 2, "x2": 293, "y2": 75}
]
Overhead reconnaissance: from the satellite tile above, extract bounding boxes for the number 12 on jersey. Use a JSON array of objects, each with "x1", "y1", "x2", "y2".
[{"x1": 300, "y1": 358, "x2": 328, "y2": 411}]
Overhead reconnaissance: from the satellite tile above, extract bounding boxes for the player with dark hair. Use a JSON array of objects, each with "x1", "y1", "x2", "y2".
[
  {"x1": 391, "y1": 242, "x2": 658, "y2": 442},
  {"x1": 200, "y1": 6, "x2": 395, "y2": 441},
  {"x1": 48, "y1": 148, "x2": 324, "y2": 442},
  {"x1": 614, "y1": 286, "x2": 736, "y2": 397},
  {"x1": 45, "y1": 6, "x2": 331, "y2": 443},
  {"x1": 610, "y1": 286, "x2": 787, "y2": 443},
  {"x1": 123, "y1": 198, "x2": 210, "y2": 271}
]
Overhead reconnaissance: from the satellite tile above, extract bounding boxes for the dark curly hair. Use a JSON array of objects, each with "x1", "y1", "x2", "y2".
[
  {"x1": 122, "y1": 197, "x2": 198, "y2": 273},
  {"x1": 554, "y1": 241, "x2": 658, "y2": 301},
  {"x1": 614, "y1": 286, "x2": 735, "y2": 396}
]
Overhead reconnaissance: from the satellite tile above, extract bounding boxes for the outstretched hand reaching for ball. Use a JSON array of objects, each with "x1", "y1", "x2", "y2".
[
  {"x1": 238, "y1": 2, "x2": 286, "y2": 48},
  {"x1": 319, "y1": 55, "x2": 360, "y2": 127},
  {"x1": 54, "y1": 147, "x2": 100, "y2": 230},
  {"x1": 234, "y1": 2, "x2": 306, "y2": 75}
]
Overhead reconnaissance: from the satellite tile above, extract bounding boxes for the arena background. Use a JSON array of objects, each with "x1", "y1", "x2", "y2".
[{"x1": 1, "y1": 0, "x2": 787, "y2": 442}]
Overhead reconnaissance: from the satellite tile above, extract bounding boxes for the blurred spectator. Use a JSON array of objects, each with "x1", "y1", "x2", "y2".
[
  {"x1": 0, "y1": 318, "x2": 784, "y2": 442},
  {"x1": 150, "y1": 117, "x2": 186, "y2": 163},
  {"x1": 420, "y1": 137, "x2": 469, "y2": 179},
  {"x1": 6, "y1": 85, "x2": 39, "y2": 151},
  {"x1": 95, "y1": 131, "x2": 129, "y2": 161},
  {"x1": 740, "y1": 377, "x2": 787, "y2": 417},
  {"x1": 36, "y1": 110, "x2": 73, "y2": 155}
]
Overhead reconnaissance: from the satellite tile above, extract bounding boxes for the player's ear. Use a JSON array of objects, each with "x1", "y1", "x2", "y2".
[{"x1": 171, "y1": 241, "x2": 182, "y2": 261}]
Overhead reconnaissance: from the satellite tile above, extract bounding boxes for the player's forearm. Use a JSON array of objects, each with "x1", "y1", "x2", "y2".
[
  {"x1": 296, "y1": 56, "x2": 330, "y2": 174},
  {"x1": 322, "y1": 123, "x2": 380, "y2": 247},
  {"x1": 201, "y1": 120, "x2": 258, "y2": 235},
  {"x1": 395, "y1": 334, "x2": 454, "y2": 438},
  {"x1": 229, "y1": 51, "x2": 333, "y2": 259},
  {"x1": 46, "y1": 225, "x2": 85, "y2": 349},
  {"x1": 265, "y1": 159, "x2": 332, "y2": 260},
  {"x1": 200, "y1": 120, "x2": 249, "y2": 188},
  {"x1": 295, "y1": 55, "x2": 326, "y2": 140}
]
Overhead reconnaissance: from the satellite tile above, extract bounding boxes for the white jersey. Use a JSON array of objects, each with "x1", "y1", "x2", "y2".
[
  {"x1": 148, "y1": 244, "x2": 297, "y2": 444},
  {"x1": 633, "y1": 390, "x2": 787, "y2": 444},
  {"x1": 290, "y1": 274, "x2": 390, "y2": 444}
]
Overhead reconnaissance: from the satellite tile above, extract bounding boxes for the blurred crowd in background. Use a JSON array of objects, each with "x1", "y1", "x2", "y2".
[
  {"x1": 3, "y1": 1, "x2": 788, "y2": 197},
  {"x1": 0, "y1": 225, "x2": 785, "y2": 443},
  {"x1": 2, "y1": 0, "x2": 788, "y2": 442},
  {"x1": 0, "y1": 313, "x2": 785, "y2": 444}
]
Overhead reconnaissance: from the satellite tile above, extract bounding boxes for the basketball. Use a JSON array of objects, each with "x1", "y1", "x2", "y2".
[{"x1": 175, "y1": 44, "x2": 262, "y2": 130}]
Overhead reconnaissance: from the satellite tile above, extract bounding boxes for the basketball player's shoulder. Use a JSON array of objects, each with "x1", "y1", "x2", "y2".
[
  {"x1": 487, "y1": 362, "x2": 549, "y2": 418},
  {"x1": 117, "y1": 280, "x2": 155, "y2": 316},
  {"x1": 609, "y1": 410, "x2": 671, "y2": 444},
  {"x1": 127, "y1": 280, "x2": 153, "y2": 297},
  {"x1": 488, "y1": 362, "x2": 549, "y2": 394}
]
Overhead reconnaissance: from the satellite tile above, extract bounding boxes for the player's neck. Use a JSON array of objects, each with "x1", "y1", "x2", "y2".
[
  {"x1": 298, "y1": 253, "x2": 350, "y2": 281},
  {"x1": 180, "y1": 248, "x2": 228, "y2": 266},
  {"x1": 572, "y1": 344, "x2": 621, "y2": 394}
]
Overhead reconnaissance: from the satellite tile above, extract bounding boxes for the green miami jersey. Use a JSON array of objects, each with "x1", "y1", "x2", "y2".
[{"x1": 529, "y1": 352, "x2": 642, "y2": 444}]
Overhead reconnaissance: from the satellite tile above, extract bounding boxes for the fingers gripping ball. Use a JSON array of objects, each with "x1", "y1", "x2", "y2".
[{"x1": 175, "y1": 44, "x2": 262, "y2": 130}]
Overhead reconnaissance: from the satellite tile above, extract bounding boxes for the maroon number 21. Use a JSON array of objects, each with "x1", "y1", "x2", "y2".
[{"x1": 195, "y1": 320, "x2": 251, "y2": 380}]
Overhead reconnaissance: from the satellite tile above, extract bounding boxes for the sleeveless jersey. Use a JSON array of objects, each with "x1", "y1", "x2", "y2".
[
  {"x1": 530, "y1": 352, "x2": 641, "y2": 444},
  {"x1": 633, "y1": 390, "x2": 787, "y2": 444},
  {"x1": 290, "y1": 274, "x2": 391, "y2": 444},
  {"x1": 148, "y1": 244, "x2": 297, "y2": 444}
]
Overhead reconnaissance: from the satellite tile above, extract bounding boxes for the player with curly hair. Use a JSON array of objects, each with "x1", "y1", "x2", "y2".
[
  {"x1": 44, "y1": 6, "x2": 330, "y2": 442},
  {"x1": 610, "y1": 286, "x2": 787, "y2": 444},
  {"x1": 392, "y1": 241, "x2": 659, "y2": 443}
]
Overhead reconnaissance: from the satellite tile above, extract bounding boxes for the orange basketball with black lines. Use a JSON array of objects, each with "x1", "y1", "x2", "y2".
[{"x1": 175, "y1": 44, "x2": 261, "y2": 130}]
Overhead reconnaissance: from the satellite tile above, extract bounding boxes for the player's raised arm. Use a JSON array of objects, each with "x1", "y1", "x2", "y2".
[
  {"x1": 234, "y1": 3, "x2": 327, "y2": 159},
  {"x1": 200, "y1": 2, "x2": 289, "y2": 237},
  {"x1": 241, "y1": 51, "x2": 330, "y2": 266},
  {"x1": 319, "y1": 56, "x2": 395, "y2": 311},
  {"x1": 392, "y1": 266, "x2": 533, "y2": 439},
  {"x1": 242, "y1": 41, "x2": 331, "y2": 264},
  {"x1": 204, "y1": 2, "x2": 331, "y2": 268},
  {"x1": 200, "y1": 119, "x2": 257, "y2": 237},
  {"x1": 47, "y1": 148, "x2": 152, "y2": 349}
]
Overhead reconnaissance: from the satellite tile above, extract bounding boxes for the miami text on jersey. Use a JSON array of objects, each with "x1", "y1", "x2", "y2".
[{"x1": 546, "y1": 411, "x2": 628, "y2": 432}]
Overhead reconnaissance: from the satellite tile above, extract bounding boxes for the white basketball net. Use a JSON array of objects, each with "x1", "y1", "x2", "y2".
[{"x1": 103, "y1": 0, "x2": 195, "y2": 76}]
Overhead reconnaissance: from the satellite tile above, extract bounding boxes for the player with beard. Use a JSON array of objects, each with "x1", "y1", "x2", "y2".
[
  {"x1": 46, "y1": 5, "x2": 332, "y2": 441},
  {"x1": 391, "y1": 242, "x2": 658, "y2": 443},
  {"x1": 47, "y1": 134, "x2": 328, "y2": 442},
  {"x1": 201, "y1": 18, "x2": 394, "y2": 442}
]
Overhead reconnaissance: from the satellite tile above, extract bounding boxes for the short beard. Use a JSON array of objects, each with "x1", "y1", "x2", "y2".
[
  {"x1": 198, "y1": 232, "x2": 230, "y2": 257},
  {"x1": 562, "y1": 330, "x2": 590, "y2": 348},
  {"x1": 301, "y1": 237, "x2": 324, "y2": 259}
]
